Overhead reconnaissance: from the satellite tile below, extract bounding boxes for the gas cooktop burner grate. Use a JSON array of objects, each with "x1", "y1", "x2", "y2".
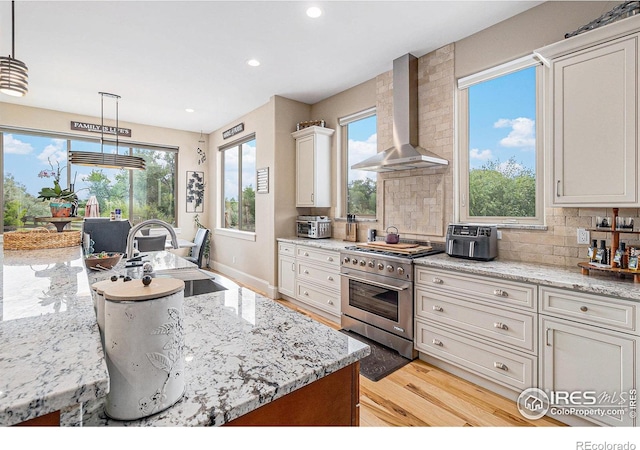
[{"x1": 344, "y1": 242, "x2": 445, "y2": 260}]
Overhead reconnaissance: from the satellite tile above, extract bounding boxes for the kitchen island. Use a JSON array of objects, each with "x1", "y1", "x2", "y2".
[{"x1": 0, "y1": 246, "x2": 369, "y2": 426}]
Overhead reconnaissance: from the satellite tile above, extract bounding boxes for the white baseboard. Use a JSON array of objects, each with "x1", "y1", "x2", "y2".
[{"x1": 211, "y1": 261, "x2": 278, "y2": 298}]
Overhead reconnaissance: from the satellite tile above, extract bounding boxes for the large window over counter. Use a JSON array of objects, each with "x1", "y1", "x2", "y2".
[
  {"x1": 221, "y1": 135, "x2": 256, "y2": 232},
  {"x1": 340, "y1": 107, "x2": 377, "y2": 217},
  {"x1": 1, "y1": 129, "x2": 177, "y2": 232},
  {"x1": 457, "y1": 59, "x2": 542, "y2": 225}
]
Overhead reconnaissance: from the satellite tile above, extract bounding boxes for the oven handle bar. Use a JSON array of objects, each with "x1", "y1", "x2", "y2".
[{"x1": 340, "y1": 273, "x2": 410, "y2": 292}]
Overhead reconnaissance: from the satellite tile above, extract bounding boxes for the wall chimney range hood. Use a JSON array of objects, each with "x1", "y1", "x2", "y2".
[{"x1": 352, "y1": 53, "x2": 448, "y2": 172}]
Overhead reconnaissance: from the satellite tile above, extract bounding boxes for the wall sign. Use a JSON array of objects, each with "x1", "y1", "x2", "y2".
[
  {"x1": 222, "y1": 123, "x2": 244, "y2": 139},
  {"x1": 70, "y1": 121, "x2": 132, "y2": 137},
  {"x1": 257, "y1": 167, "x2": 269, "y2": 194}
]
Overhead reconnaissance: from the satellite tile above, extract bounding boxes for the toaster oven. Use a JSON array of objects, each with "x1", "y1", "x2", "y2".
[
  {"x1": 296, "y1": 216, "x2": 332, "y2": 239},
  {"x1": 446, "y1": 224, "x2": 498, "y2": 261}
]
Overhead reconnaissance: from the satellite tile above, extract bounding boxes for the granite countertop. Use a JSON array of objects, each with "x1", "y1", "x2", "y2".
[
  {"x1": 0, "y1": 246, "x2": 109, "y2": 426},
  {"x1": 1, "y1": 245, "x2": 369, "y2": 426},
  {"x1": 414, "y1": 254, "x2": 640, "y2": 302}
]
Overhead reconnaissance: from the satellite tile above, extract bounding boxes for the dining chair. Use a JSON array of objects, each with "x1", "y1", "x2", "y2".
[
  {"x1": 135, "y1": 235, "x2": 167, "y2": 252},
  {"x1": 185, "y1": 228, "x2": 210, "y2": 268}
]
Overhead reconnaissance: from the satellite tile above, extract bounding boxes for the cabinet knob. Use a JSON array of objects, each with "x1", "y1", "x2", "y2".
[
  {"x1": 580, "y1": 306, "x2": 588, "y2": 312},
  {"x1": 303, "y1": 291, "x2": 309, "y2": 296},
  {"x1": 494, "y1": 362, "x2": 509, "y2": 371},
  {"x1": 327, "y1": 300, "x2": 334, "y2": 305},
  {"x1": 432, "y1": 305, "x2": 444, "y2": 312},
  {"x1": 304, "y1": 252, "x2": 309, "y2": 256},
  {"x1": 327, "y1": 257, "x2": 333, "y2": 262},
  {"x1": 493, "y1": 289, "x2": 508, "y2": 297},
  {"x1": 304, "y1": 270, "x2": 309, "y2": 274},
  {"x1": 327, "y1": 276, "x2": 334, "y2": 281},
  {"x1": 432, "y1": 339, "x2": 443, "y2": 347},
  {"x1": 493, "y1": 322, "x2": 508, "y2": 330},
  {"x1": 432, "y1": 277, "x2": 443, "y2": 284}
]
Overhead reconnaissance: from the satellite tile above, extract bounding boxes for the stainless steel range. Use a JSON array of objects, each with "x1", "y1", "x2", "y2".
[{"x1": 340, "y1": 242, "x2": 444, "y2": 359}]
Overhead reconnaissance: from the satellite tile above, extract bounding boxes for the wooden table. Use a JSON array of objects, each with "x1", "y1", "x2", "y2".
[{"x1": 34, "y1": 216, "x2": 83, "y2": 232}]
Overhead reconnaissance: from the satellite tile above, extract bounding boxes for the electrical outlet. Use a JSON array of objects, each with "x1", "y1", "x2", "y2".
[
  {"x1": 577, "y1": 228, "x2": 590, "y2": 244},
  {"x1": 496, "y1": 230, "x2": 502, "y2": 240}
]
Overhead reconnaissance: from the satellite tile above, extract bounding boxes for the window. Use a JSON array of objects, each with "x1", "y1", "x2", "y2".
[
  {"x1": 221, "y1": 136, "x2": 256, "y2": 232},
  {"x1": 1, "y1": 130, "x2": 177, "y2": 232},
  {"x1": 340, "y1": 108, "x2": 377, "y2": 217},
  {"x1": 458, "y1": 59, "x2": 542, "y2": 225}
]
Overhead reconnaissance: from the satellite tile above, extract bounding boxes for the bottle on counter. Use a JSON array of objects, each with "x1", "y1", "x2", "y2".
[
  {"x1": 589, "y1": 239, "x2": 598, "y2": 262},
  {"x1": 597, "y1": 240, "x2": 607, "y2": 264}
]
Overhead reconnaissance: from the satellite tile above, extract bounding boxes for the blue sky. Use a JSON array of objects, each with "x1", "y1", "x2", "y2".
[
  {"x1": 468, "y1": 66, "x2": 536, "y2": 173},
  {"x1": 347, "y1": 114, "x2": 377, "y2": 183}
]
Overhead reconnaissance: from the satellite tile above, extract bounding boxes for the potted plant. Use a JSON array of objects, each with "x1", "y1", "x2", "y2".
[{"x1": 37, "y1": 158, "x2": 78, "y2": 217}]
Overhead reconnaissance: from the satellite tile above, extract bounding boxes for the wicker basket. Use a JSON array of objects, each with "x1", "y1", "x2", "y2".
[{"x1": 4, "y1": 227, "x2": 82, "y2": 250}]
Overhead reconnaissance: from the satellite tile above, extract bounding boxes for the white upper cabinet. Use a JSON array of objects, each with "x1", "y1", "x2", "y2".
[
  {"x1": 536, "y1": 16, "x2": 640, "y2": 207},
  {"x1": 292, "y1": 126, "x2": 334, "y2": 207}
]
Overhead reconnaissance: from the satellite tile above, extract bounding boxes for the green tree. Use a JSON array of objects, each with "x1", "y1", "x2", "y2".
[
  {"x1": 3, "y1": 174, "x2": 49, "y2": 229},
  {"x1": 469, "y1": 157, "x2": 535, "y2": 217},
  {"x1": 242, "y1": 185, "x2": 255, "y2": 231},
  {"x1": 348, "y1": 178, "x2": 377, "y2": 215}
]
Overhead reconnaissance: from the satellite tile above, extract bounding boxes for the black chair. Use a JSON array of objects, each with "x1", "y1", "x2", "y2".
[
  {"x1": 185, "y1": 228, "x2": 210, "y2": 268},
  {"x1": 83, "y1": 218, "x2": 132, "y2": 253},
  {"x1": 135, "y1": 235, "x2": 167, "y2": 252}
]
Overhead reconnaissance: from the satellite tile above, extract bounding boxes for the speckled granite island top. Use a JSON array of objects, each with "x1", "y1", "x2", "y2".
[
  {"x1": 414, "y1": 254, "x2": 640, "y2": 302},
  {"x1": 1, "y1": 246, "x2": 369, "y2": 427}
]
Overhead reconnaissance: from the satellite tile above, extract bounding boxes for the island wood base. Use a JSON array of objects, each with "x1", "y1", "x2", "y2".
[
  {"x1": 226, "y1": 362, "x2": 360, "y2": 426},
  {"x1": 14, "y1": 410, "x2": 60, "y2": 426}
]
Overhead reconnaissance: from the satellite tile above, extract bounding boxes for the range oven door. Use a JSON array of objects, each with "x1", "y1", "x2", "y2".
[{"x1": 340, "y1": 269, "x2": 413, "y2": 340}]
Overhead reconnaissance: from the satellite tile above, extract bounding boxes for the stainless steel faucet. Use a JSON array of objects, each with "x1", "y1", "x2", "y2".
[{"x1": 126, "y1": 219, "x2": 179, "y2": 258}]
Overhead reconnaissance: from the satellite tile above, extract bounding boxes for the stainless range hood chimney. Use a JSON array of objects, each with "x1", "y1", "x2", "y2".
[{"x1": 352, "y1": 53, "x2": 448, "y2": 172}]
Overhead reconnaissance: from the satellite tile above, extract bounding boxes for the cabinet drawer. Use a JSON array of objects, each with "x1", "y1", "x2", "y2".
[
  {"x1": 415, "y1": 267, "x2": 536, "y2": 310},
  {"x1": 540, "y1": 286, "x2": 637, "y2": 333},
  {"x1": 296, "y1": 281, "x2": 340, "y2": 316},
  {"x1": 278, "y1": 242, "x2": 296, "y2": 256},
  {"x1": 297, "y1": 262, "x2": 340, "y2": 290},
  {"x1": 415, "y1": 289, "x2": 536, "y2": 353},
  {"x1": 415, "y1": 320, "x2": 536, "y2": 392},
  {"x1": 296, "y1": 246, "x2": 339, "y2": 268}
]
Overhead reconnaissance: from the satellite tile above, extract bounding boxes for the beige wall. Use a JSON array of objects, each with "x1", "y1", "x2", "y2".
[{"x1": 0, "y1": 102, "x2": 205, "y2": 246}]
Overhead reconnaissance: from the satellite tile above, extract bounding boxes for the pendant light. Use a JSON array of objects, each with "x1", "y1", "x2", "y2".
[
  {"x1": 0, "y1": 1, "x2": 29, "y2": 97},
  {"x1": 69, "y1": 92, "x2": 146, "y2": 170}
]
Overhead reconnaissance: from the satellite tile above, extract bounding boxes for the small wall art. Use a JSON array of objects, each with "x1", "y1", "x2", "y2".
[{"x1": 186, "y1": 171, "x2": 205, "y2": 213}]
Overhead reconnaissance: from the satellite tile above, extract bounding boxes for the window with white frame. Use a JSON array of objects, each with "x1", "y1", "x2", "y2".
[
  {"x1": 220, "y1": 135, "x2": 256, "y2": 232},
  {"x1": 457, "y1": 57, "x2": 543, "y2": 225},
  {"x1": 339, "y1": 107, "x2": 377, "y2": 217}
]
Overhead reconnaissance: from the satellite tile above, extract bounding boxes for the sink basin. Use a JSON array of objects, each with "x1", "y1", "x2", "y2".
[{"x1": 154, "y1": 268, "x2": 230, "y2": 297}]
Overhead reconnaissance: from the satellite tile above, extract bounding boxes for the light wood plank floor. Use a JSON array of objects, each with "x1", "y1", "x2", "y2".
[{"x1": 273, "y1": 298, "x2": 564, "y2": 427}]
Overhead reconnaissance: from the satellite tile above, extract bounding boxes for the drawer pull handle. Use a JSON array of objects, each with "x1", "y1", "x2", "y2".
[
  {"x1": 494, "y1": 322, "x2": 508, "y2": 330},
  {"x1": 303, "y1": 291, "x2": 309, "y2": 296},
  {"x1": 304, "y1": 252, "x2": 309, "y2": 256},
  {"x1": 493, "y1": 289, "x2": 508, "y2": 297},
  {"x1": 432, "y1": 339, "x2": 443, "y2": 347},
  {"x1": 494, "y1": 362, "x2": 508, "y2": 371},
  {"x1": 580, "y1": 306, "x2": 588, "y2": 312},
  {"x1": 327, "y1": 257, "x2": 334, "y2": 262},
  {"x1": 432, "y1": 305, "x2": 444, "y2": 312},
  {"x1": 432, "y1": 278, "x2": 443, "y2": 284},
  {"x1": 304, "y1": 270, "x2": 309, "y2": 274},
  {"x1": 327, "y1": 276, "x2": 334, "y2": 281},
  {"x1": 327, "y1": 300, "x2": 334, "y2": 305}
]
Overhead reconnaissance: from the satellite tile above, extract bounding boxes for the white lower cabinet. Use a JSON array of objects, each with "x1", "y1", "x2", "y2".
[
  {"x1": 276, "y1": 241, "x2": 341, "y2": 322},
  {"x1": 539, "y1": 286, "x2": 640, "y2": 427},
  {"x1": 414, "y1": 267, "x2": 538, "y2": 397}
]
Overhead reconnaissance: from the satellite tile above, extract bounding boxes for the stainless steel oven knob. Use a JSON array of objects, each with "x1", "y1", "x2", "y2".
[
  {"x1": 386, "y1": 265, "x2": 394, "y2": 272},
  {"x1": 352, "y1": 259, "x2": 359, "y2": 265},
  {"x1": 359, "y1": 259, "x2": 366, "y2": 266},
  {"x1": 377, "y1": 263, "x2": 384, "y2": 270},
  {"x1": 368, "y1": 260, "x2": 375, "y2": 268},
  {"x1": 343, "y1": 256, "x2": 350, "y2": 264},
  {"x1": 397, "y1": 266, "x2": 405, "y2": 275}
]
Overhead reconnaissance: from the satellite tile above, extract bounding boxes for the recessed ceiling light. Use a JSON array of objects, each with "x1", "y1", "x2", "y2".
[
  {"x1": 185, "y1": 108, "x2": 195, "y2": 113},
  {"x1": 247, "y1": 59, "x2": 261, "y2": 67},
  {"x1": 306, "y1": 6, "x2": 322, "y2": 18}
]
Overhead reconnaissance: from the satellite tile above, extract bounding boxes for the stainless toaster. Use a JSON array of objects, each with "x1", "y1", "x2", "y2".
[{"x1": 445, "y1": 224, "x2": 498, "y2": 261}]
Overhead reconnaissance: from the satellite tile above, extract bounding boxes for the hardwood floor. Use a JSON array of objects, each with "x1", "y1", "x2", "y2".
[{"x1": 273, "y1": 298, "x2": 564, "y2": 427}]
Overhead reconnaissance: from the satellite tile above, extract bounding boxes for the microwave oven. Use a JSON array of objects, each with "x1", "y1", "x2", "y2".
[{"x1": 296, "y1": 216, "x2": 331, "y2": 239}]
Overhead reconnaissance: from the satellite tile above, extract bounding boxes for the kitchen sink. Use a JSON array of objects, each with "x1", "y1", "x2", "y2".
[{"x1": 154, "y1": 268, "x2": 230, "y2": 297}]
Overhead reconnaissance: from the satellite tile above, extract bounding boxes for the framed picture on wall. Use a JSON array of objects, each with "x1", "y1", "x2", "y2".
[{"x1": 186, "y1": 171, "x2": 205, "y2": 213}]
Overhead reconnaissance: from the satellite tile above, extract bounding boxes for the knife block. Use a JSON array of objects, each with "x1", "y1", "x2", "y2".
[{"x1": 344, "y1": 223, "x2": 358, "y2": 242}]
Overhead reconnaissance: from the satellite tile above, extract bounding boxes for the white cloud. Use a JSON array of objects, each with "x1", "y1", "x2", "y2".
[
  {"x1": 494, "y1": 117, "x2": 535, "y2": 149},
  {"x1": 4, "y1": 134, "x2": 33, "y2": 155},
  {"x1": 37, "y1": 139, "x2": 67, "y2": 166},
  {"x1": 350, "y1": 133, "x2": 378, "y2": 182},
  {"x1": 469, "y1": 148, "x2": 493, "y2": 161}
]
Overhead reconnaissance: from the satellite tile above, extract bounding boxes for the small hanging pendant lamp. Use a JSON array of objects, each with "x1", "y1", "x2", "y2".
[{"x1": 0, "y1": 1, "x2": 29, "y2": 97}]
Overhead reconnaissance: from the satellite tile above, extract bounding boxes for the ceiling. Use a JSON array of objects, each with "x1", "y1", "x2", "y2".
[{"x1": 0, "y1": 1, "x2": 543, "y2": 134}]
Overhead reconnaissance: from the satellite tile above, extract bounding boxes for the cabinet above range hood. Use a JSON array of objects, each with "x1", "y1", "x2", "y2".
[{"x1": 352, "y1": 53, "x2": 449, "y2": 173}]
